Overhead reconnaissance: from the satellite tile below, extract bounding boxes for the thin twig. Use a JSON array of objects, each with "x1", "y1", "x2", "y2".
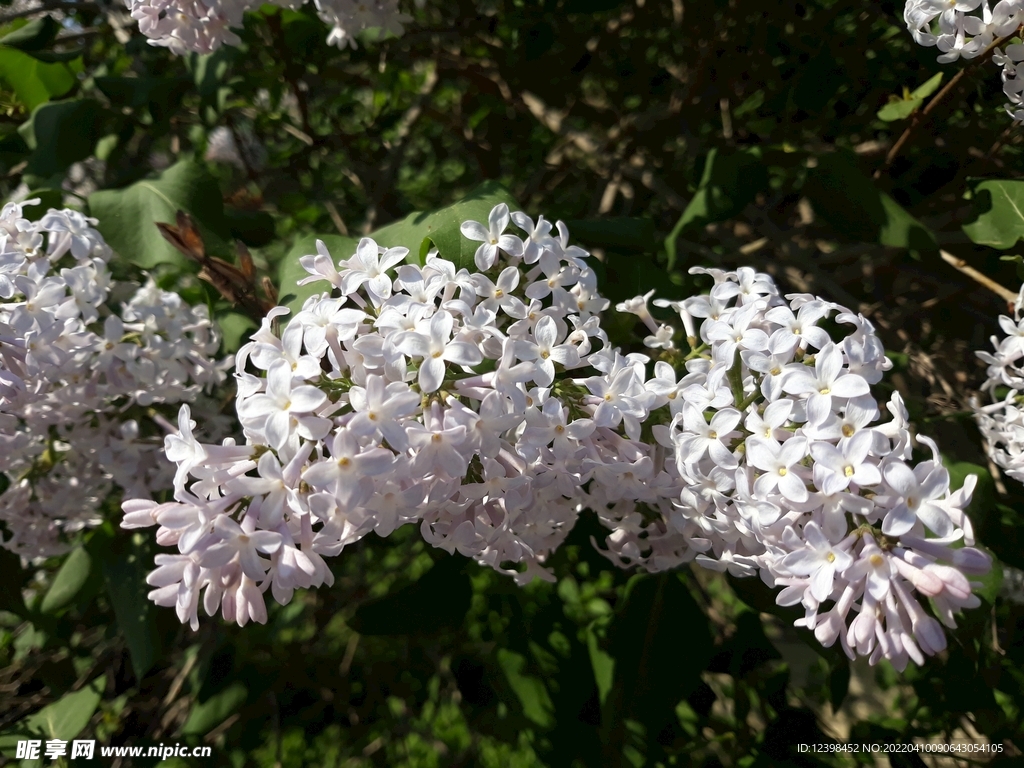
[
  {"x1": 325, "y1": 200, "x2": 349, "y2": 236},
  {"x1": 939, "y1": 249, "x2": 1017, "y2": 305},
  {"x1": 875, "y1": 33, "x2": 1014, "y2": 179}
]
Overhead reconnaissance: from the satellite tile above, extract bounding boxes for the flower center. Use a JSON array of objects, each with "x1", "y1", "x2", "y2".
[
  {"x1": 708, "y1": 430, "x2": 717, "y2": 439},
  {"x1": 778, "y1": 467, "x2": 787, "y2": 476},
  {"x1": 844, "y1": 465, "x2": 854, "y2": 477},
  {"x1": 338, "y1": 457, "x2": 351, "y2": 467},
  {"x1": 842, "y1": 424, "x2": 855, "y2": 437},
  {"x1": 432, "y1": 350, "x2": 443, "y2": 359},
  {"x1": 826, "y1": 552, "x2": 836, "y2": 563},
  {"x1": 431, "y1": 433, "x2": 442, "y2": 443},
  {"x1": 819, "y1": 387, "x2": 831, "y2": 395},
  {"x1": 555, "y1": 424, "x2": 565, "y2": 433},
  {"x1": 869, "y1": 553, "x2": 884, "y2": 566}
]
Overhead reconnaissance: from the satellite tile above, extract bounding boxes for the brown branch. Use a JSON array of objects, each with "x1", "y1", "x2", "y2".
[
  {"x1": 939, "y1": 249, "x2": 1018, "y2": 307},
  {"x1": 875, "y1": 33, "x2": 1014, "y2": 179}
]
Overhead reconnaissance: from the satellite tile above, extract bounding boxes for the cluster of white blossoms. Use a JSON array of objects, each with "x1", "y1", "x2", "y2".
[
  {"x1": 0, "y1": 201, "x2": 227, "y2": 558},
  {"x1": 972, "y1": 284, "x2": 1024, "y2": 484},
  {"x1": 638, "y1": 268, "x2": 991, "y2": 671},
  {"x1": 902, "y1": 0, "x2": 1024, "y2": 122},
  {"x1": 124, "y1": 202, "x2": 992, "y2": 669},
  {"x1": 125, "y1": 0, "x2": 409, "y2": 54}
]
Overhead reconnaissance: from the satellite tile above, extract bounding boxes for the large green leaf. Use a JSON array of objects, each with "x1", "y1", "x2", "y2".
[
  {"x1": 19, "y1": 98, "x2": 102, "y2": 177},
  {"x1": 962, "y1": 178, "x2": 1024, "y2": 249},
  {"x1": 676, "y1": 147, "x2": 767, "y2": 231},
  {"x1": 496, "y1": 648, "x2": 556, "y2": 728},
  {"x1": 98, "y1": 533, "x2": 162, "y2": 681},
  {"x1": 20, "y1": 675, "x2": 105, "y2": 740},
  {"x1": 39, "y1": 546, "x2": 92, "y2": 615},
  {"x1": 88, "y1": 159, "x2": 230, "y2": 268},
  {"x1": 277, "y1": 233, "x2": 359, "y2": 315},
  {"x1": 0, "y1": 45, "x2": 75, "y2": 111},
  {"x1": 804, "y1": 150, "x2": 936, "y2": 250},
  {"x1": 0, "y1": 16, "x2": 59, "y2": 51},
  {"x1": 181, "y1": 682, "x2": 248, "y2": 736},
  {"x1": 371, "y1": 180, "x2": 520, "y2": 269},
  {"x1": 348, "y1": 555, "x2": 471, "y2": 635},
  {"x1": 600, "y1": 573, "x2": 714, "y2": 763}
]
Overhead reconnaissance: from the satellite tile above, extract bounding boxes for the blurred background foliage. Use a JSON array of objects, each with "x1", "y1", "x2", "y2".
[{"x1": 2, "y1": 0, "x2": 1024, "y2": 765}]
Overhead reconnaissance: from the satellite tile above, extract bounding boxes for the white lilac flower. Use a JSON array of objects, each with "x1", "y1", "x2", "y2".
[
  {"x1": 118, "y1": 203, "x2": 990, "y2": 673},
  {"x1": 903, "y1": 0, "x2": 1024, "y2": 122},
  {"x1": 0, "y1": 205, "x2": 229, "y2": 559},
  {"x1": 124, "y1": 0, "x2": 410, "y2": 54}
]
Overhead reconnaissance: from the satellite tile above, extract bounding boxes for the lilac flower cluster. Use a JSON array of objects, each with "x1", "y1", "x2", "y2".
[
  {"x1": 972, "y1": 284, "x2": 1024, "y2": 483},
  {"x1": 641, "y1": 269, "x2": 991, "y2": 671},
  {"x1": 124, "y1": 203, "x2": 991, "y2": 669},
  {"x1": 125, "y1": 0, "x2": 409, "y2": 55},
  {"x1": 903, "y1": 0, "x2": 1024, "y2": 122},
  {"x1": 0, "y1": 201, "x2": 227, "y2": 558}
]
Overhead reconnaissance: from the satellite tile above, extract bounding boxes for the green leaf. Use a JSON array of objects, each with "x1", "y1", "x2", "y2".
[
  {"x1": 0, "y1": 45, "x2": 75, "y2": 111},
  {"x1": 371, "y1": 180, "x2": 520, "y2": 270},
  {"x1": 804, "y1": 150, "x2": 936, "y2": 250},
  {"x1": 39, "y1": 546, "x2": 92, "y2": 615},
  {"x1": 601, "y1": 574, "x2": 714, "y2": 762},
  {"x1": 0, "y1": 16, "x2": 59, "y2": 51},
  {"x1": 98, "y1": 533, "x2": 163, "y2": 681},
  {"x1": 668, "y1": 147, "x2": 767, "y2": 262},
  {"x1": 876, "y1": 72, "x2": 943, "y2": 122},
  {"x1": 348, "y1": 555, "x2": 471, "y2": 635},
  {"x1": 180, "y1": 682, "x2": 248, "y2": 736},
  {"x1": 962, "y1": 178, "x2": 1024, "y2": 249},
  {"x1": 88, "y1": 159, "x2": 230, "y2": 268},
  {"x1": 586, "y1": 621, "x2": 615, "y2": 706},
  {"x1": 22, "y1": 675, "x2": 105, "y2": 740},
  {"x1": 910, "y1": 71, "x2": 945, "y2": 100},
  {"x1": 19, "y1": 98, "x2": 102, "y2": 177},
  {"x1": 277, "y1": 233, "x2": 360, "y2": 315},
  {"x1": 217, "y1": 311, "x2": 257, "y2": 355},
  {"x1": 496, "y1": 648, "x2": 556, "y2": 728},
  {"x1": 877, "y1": 97, "x2": 924, "y2": 122}
]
